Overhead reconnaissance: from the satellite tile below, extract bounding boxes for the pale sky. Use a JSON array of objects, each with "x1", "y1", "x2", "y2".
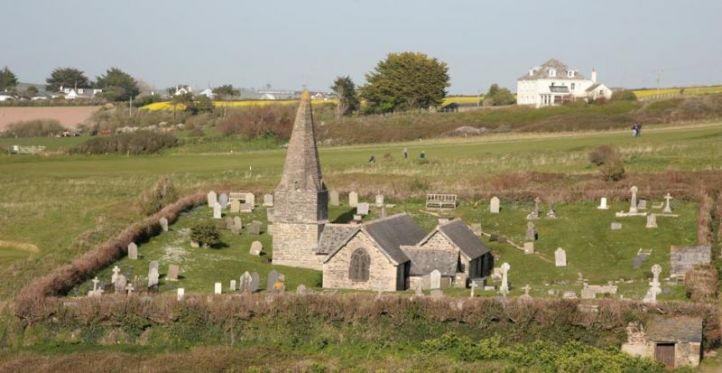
[{"x1": 2, "y1": 0, "x2": 721, "y2": 94}]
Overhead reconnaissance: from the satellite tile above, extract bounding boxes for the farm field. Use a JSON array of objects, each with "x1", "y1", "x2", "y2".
[
  {"x1": 633, "y1": 85, "x2": 722, "y2": 99},
  {"x1": 0, "y1": 106, "x2": 100, "y2": 130}
]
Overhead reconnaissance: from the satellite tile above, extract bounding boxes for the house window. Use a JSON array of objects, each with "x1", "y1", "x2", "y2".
[
  {"x1": 567, "y1": 70, "x2": 575, "y2": 78},
  {"x1": 571, "y1": 83, "x2": 575, "y2": 90},
  {"x1": 548, "y1": 68, "x2": 556, "y2": 77},
  {"x1": 349, "y1": 248, "x2": 370, "y2": 282}
]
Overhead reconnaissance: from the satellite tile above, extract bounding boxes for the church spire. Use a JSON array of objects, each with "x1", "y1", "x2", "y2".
[{"x1": 277, "y1": 90, "x2": 324, "y2": 192}]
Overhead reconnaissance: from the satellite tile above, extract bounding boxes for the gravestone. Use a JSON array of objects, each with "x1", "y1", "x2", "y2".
[
  {"x1": 643, "y1": 264, "x2": 662, "y2": 304},
  {"x1": 329, "y1": 190, "x2": 339, "y2": 206},
  {"x1": 375, "y1": 194, "x2": 384, "y2": 207},
  {"x1": 239, "y1": 272, "x2": 252, "y2": 293},
  {"x1": 415, "y1": 282, "x2": 424, "y2": 297},
  {"x1": 148, "y1": 261, "x2": 159, "y2": 290},
  {"x1": 219, "y1": 193, "x2": 229, "y2": 209},
  {"x1": 114, "y1": 274, "x2": 127, "y2": 294},
  {"x1": 520, "y1": 284, "x2": 532, "y2": 300},
  {"x1": 230, "y1": 279, "x2": 236, "y2": 292},
  {"x1": 128, "y1": 242, "x2": 138, "y2": 260},
  {"x1": 523, "y1": 241, "x2": 535, "y2": 254},
  {"x1": 490, "y1": 196, "x2": 500, "y2": 214},
  {"x1": 246, "y1": 193, "x2": 255, "y2": 207},
  {"x1": 611, "y1": 222, "x2": 622, "y2": 230},
  {"x1": 88, "y1": 277, "x2": 103, "y2": 297},
  {"x1": 629, "y1": 186, "x2": 639, "y2": 214},
  {"x1": 249, "y1": 220, "x2": 262, "y2": 235},
  {"x1": 598, "y1": 197, "x2": 609, "y2": 210},
  {"x1": 177, "y1": 288, "x2": 185, "y2": 301},
  {"x1": 349, "y1": 192, "x2": 358, "y2": 208},
  {"x1": 562, "y1": 291, "x2": 577, "y2": 299},
  {"x1": 646, "y1": 213, "x2": 658, "y2": 228},
  {"x1": 526, "y1": 197, "x2": 541, "y2": 220},
  {"x1": 266, "y1": 207, "x2": 275, "y2": 223},
  {"x1": 632, "y1": 251, "x2": 650, "y2": 269},
  {"x1": 430, "y1": 289, "x2": 443, "y2": 299},
  {"x1": 159, "y1": 217, "x2": 169, "y2": 232},
  {"x1": 214, "y1": 282, "x2": 222, "y2": 295},
  {"x1": 499, "y1": 263, "x2": 510, "y2": 297},
  {"x1": 167, "y1": 264, "x2": 179, "y2": 281},
  {"x1": 546, "y1": 207, "x2": 557, "y2": 219},
  {"x1": 429, "y1": 270, "x2": 442, "y2": 290},
  {"x1": 207, "y1": 191, "x2": 217, "y2": 207},
  {"x1": 525, "y1": 222, "x2": 536, "y2": 241},
  {"x1": 112, "y1": 266, "x2": 121, "y2": 283},
  {"x1": 555, "y1": 248, "x2": 567, "y2": 267},
  {"x1": 357, "y1": 202, "x2": 369, "y2": 216},
  {"x1": 267, "y1": 270, "x2": 280, "y2": 291},
  {"x1": 213, "y1": 203, "x2": 222, "y2": 219},
  {"x1": 250, "y1": 272, "x2": 260, "y2": 292},
  {"x1": 663, "y1": 193, "x2": 673, "y2": 213},
  {"x1": 638, "y1": 199, "x2": 647, "y2": 210},
  {"x1": 225, "y1": 217, "x2": 234, "y2": 230},
  {"x1": 231, "y1": 216, "x2": 242, "y2": 234},
  {"x1": 125, "y1": 283, "x2": 135, "y2": 295},
  {"x1": 263, "y1": 194, "x2": 274, "y2": 207},
  {"x1": 273, "y1": 273, "x2": 286, "y2": 292},
  {"x1": 230, "y1": 199, "x2": 241, "y2": 213},
  {"x1": 250, "y1": 240, "x2": 263, "y2": 256},
  {"x1": 240, "y1": 203, "x2": 253, "y2": 213},
  {"x1": 296, "y1": 284, "x2": 307, "y2": 295}
]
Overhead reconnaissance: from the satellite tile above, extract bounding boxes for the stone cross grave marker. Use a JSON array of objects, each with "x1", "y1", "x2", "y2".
[
  {"x1": 525, "y1": 221, "x2": 536, "y2": 241},
  {"x1": 159, "y1": 217, "x2": 169, "y2": 232},
  {"x1": 646, "y1": 213, "x2": 658, "y2": 228},
  {"x1": 213, "y1": 202, "x2": 222, "y2": 219},
  {"x1": 629, "y1": 186, "x2": 639, "y2": 213},
  {"x1": 598, "y1": 197, "x2": 609, "y2": 210},
  {"x1": 128, "y1": 242, "x2": 138, "y2": 260},
  {"x1": 263, "y1": 194, "x2": 274, "y2": 207},
  {"x1": 125, "y1": 283, "x2": 134, "y2": 295},
  {"x1": 239, "y1": 271, "x2": 252, "y2": 293},
  {"x1": 230, "y1": 279, "x2": 236, "y2": 292},
  {"x1": 267, "y1": 270, "x2": 280, "y2": 291},
  {"x1": 114, "y1": 274, "x2": 127, "y2": 294},
  {"x1": 521, "y1": 284, "x2": 532, "y2": 299},
  {"x1": 250, "y1": 240, "x2": 263, "y2": 256},
  {"x1": 249, "y1": 220, "x2": 262, "y2": 235},
  {"x1": 207, "y1": 191, "x2": 217, "y2": 208},
  {"x1": 329, "y1": 190, "x2": 339, "y2": 206},
  {"x1": 429, "y1": 269, "x2": 441, "y2": 289},
  {"x1": 375, "y1": 194, "x2": 384, "y2": 207},
  {"x1": 555, "y1": 248, "x2": 567, "y2": 267},
  {"x1": 148, "y1": 261, "x2": 160, "y2": 290},
  {"x1": 499, "y1": 263, "x2": 510, "y2": 297},
  {"x1": 523, "y1": 241, "x2": 535, "y2": 254},
  {"x1": 230, "y1": 199, "x2": 241, "y2": 213},
  {"x1": 663, "y1": 193, "x2": 673, "y2": 213},
  {"x1": 490, "y1": 196, "x2": 500, "y2": 214},
  {"x1": 112, "y1": 266, "x2": 121, "y2": 283},
  {"x1": 177, "y1": 288, "x2": 184, "y2": 301},
  {"x1": 168, "y1": 264, "x2": 179, "y2": 281},
  {"x1": 357, "y1": 202, "x2": 369, "y2": 216},
  {"x1": 643, "y1": 264, "x2": 662, "y2": 304},
  {"x1": 349, "y1": 191, "x2": 358, "y2": 208},
  {"x1": 219, "y1": 193, "x2": 229, "y2": 209},
  {"x1": 214, "y1": 282, "x2": 222, "y2": 295},
  {"x1": 526, "y1": 197, "x2": 541, "y2": 220},
  {"x1": 250, "y1": 272, "x2": 260, "y2": 292}
]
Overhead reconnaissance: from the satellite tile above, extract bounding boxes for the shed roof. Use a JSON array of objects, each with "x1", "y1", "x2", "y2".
[
  {"x1": 401, "y1": 246, "x2": 458, "y2": 276},
  {"x1": 431, "y1": 219, "x2": 489, "y2": 260},
  {"x1": 647, "y1": 316, "x2": 703, "y2": 343}
]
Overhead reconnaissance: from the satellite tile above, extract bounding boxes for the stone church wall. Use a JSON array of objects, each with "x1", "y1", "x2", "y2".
[{"x1": 323, "y1": 232, "x2": 401, "y2": 292}]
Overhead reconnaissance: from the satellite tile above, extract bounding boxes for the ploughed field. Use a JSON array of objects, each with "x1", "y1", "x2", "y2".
[{"x1": 0, "y1": 106, "x2": 99, "y2": 130}]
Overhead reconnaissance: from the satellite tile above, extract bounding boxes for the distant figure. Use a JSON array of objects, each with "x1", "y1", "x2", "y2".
[
  {"x1": 403, "y1": 147, "x2": 408, "y2": 160},
  {"x1": 420, "y1": 151, "x2": 426, "y2": 160},
  {"x1": 368, "y1": 155, "x2": 376, "y2": 164},
  {"x1": 637, "y1": 123, "x2": 642, "y2": 137},
  {"x1": 631, "y1": 123, "x2": 639, "y2": 137}
]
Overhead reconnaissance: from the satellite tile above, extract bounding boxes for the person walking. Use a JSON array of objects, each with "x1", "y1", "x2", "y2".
[{"x1": 403, "y1": 147, "x2": 408, "y2": 160}]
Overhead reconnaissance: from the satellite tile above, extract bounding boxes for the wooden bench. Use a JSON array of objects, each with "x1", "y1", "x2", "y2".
[{"x1": 426, "y1": 193, "x2": 457, "y2": 209}]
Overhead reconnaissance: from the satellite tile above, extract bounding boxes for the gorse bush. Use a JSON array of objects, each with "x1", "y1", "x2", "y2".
[
  {"x1": 1, "y1": 119, "x2": 67, "y2": 137},
  {"x1": 137, "y1": 177, "x2": 178, "y2": 216},
  {"x1": 190, "y1": 221, "x2": 221, "y2": 248},
  {"x1": 71, "y1": 131, "x2": 178, "y2": 154}
]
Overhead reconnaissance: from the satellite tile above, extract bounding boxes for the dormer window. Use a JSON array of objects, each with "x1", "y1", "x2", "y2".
[
  {"x1": 548, "y1": 68, "x2": 556, "y2": 77},
  {"x1": 567, "y1": 70, "x2": 575, "y2": 78}
]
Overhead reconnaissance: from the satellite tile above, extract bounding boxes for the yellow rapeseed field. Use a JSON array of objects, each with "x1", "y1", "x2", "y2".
[
  {"x1": 633, "y1": 85, "x2": 722, "y2": 99},
  {"x1": 443, "y1": 96, "x2": 482, "y2": 105}
]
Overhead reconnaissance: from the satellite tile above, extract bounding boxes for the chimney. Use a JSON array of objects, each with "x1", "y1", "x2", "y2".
[{"x1": 591, "y1": 68, "x2": 597, "y2": 83}]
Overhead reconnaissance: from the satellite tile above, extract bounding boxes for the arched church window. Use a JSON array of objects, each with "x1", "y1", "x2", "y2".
[{"x1": 349, "y1": 248, "x2": 370, "y2": 282}]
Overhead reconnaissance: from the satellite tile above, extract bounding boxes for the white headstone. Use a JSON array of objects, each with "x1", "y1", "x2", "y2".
[
  {"x1": 646, "y1": 213, "x2": 658, "y2": 228},
  {"x1": 230, "y1": 199, "x2": 241, "y2": 213},
  {"x1": 213, "y1": 202, "x2": 222, "y2": 219},
  {"x1": 263, "y1": 194, "x2": 274, "y2": 207},
  {"x1": 597, "y1": 197, "x2": 608, "y2": 210},
  {"x1": 250, "y1": 240, "x2": 263, "y2": 256},
  {"x1": 490, "y1": 196, "x2": 500, "y2": 214},
  {"x1": 329, "y1": 190, "x2": 340, "y2": 206},
  {"x1": 555, "y1": 248, "x2": 567, "y2": 267},
  {"x1": 159, "y1": 217, "x2": 169, "y2": 232},
  {"x1": 207, "y1": 191, "x2": 217, "y2": 208},
  {"x1": 128, "y1": 242, "x2": 138, "y2": 260},
  {"x1": 643, "y1": 264, "x2": 662, "y2": 304},
  {"x1": 230, "y1": 279, "x2": 237, "y2": 292},
  {"x1": 663, "y1": 193, "x2": 673, "y2": 213},
  {"x1": 349, "y1": 192, "x2": 358, "y2": 208},
  {"x1": 177, "y1": 288, "x2": 185, "y2": 301},
  {"x1": 375, "y1": 194, "x2": 384, "y2": 207},
  {"x1": 219, "y1": 193, "x2": 229, "y2": 209},
  {"x1": 523, "y1": 241, "x2": 534, "y2": 254},
  {"x1": 611, "y1": 222, "x2": 622, "y2": 230},
  {"x1": 429, "y1": 270, "x2": 441, "y2": 289},
  {"x1": 214, "y1": 282, "x2": 222, "y2": 295},
  {"x1": 111, "y1": 266, "x2": 121, "y2": 283},
  {"x1": 239, "y1": 271, "x2": 252, "y2": 293},
  {"x1": 357, "y1": 202, "x2": 369, "y2": 216},
  {"x1": 629, "y1": 186, "x2": 639, "y2": 214},
  {"x1": 499, "y1": 263, "x2": 510, "y2": 297},
  {"x1": 148, "y1": 261, "x2": 159, "y2": 289}
]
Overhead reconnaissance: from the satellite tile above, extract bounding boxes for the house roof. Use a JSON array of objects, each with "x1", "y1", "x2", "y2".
[
  {"x1": 585, "y1": 83, "x2": 602, "y2": 92},
  {"x1": 401, "y1": 246, "x2": 458, "y2": 276},
  {"x1": 317, "y1": 224, "x2": 359, "y2": 255},
  {"x1": 647, "y1": 316, "x2": 703, "y2": 343},
  {"x1": 519, "y1": 58, "x2": 586, "y2": 81},
  {"x1": 427, "y1": 219, "x2": 489, "y2": 260}
]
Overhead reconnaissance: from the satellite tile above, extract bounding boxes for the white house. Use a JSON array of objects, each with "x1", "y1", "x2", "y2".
[
  {"x1": 173, "y1": 85, "x2": 192, "y2": 96},
  {"x1": 199, "y1": 88, "x2": 215, "y2": 99},
  {"x1": 60, "y1": 86, "x2": 102, "y2": 100},
  {"x1": 0, "y1": 91, "x2": 15, "y2": 102},
  {"x1": 517, "y1": 59, "x2": 612, "y2": 108}
]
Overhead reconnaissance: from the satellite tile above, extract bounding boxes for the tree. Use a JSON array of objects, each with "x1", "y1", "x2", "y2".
[
  {"x1": 330, "y1": 76, "x2": 359, "y2": 118},
  {"x1": 25, "y1": 85, "x2": 39, "y2": 96},
  {"x1": 95, "y1": 67, "x2": 140, "y2": 101},
  {"x1": 46, "y1": 67, "x2": 91, "y2": 92},
  {"x1": 212, "y1": 84, "x2": 240, "y2": 98},
  {"x1": 360, "y1": 52, "x2": 449, "y2": 113},
  {"x1": 483, "y1": 84, "x2": 516, "y2": 106},
  {"x1": 0, "y1": 66, "x2": 18, "y2": 91}
]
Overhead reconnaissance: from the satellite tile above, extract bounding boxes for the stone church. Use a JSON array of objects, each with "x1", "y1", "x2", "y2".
[{"x1": 271, "y1": 92, "x2": 493, "y2": 290}]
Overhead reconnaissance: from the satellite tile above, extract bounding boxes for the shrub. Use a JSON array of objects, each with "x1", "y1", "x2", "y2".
[
  {"x1": 685, "y1": 264, "x2": 719, "y2": 302},
  {"x1": 588, "y1": 145, "x2": 616, "y2": 166},
  {"x1": 1, "y1": 119, "x2": 67, "y2": 137},
  {"x1": 71, "y1": 131, "x2": 178, "y2": 154},
  {"x1": 589, "y1": 145, "x2": 625, "y2": 181},
  {"x1": 137, "y1": 177, "x2": 179, "y2": 216},
  {"x1": 190, "y1": 221, "x2": 221, "y2": 248},
  {"x1": 216, "y1": 105, "x2": 293, "y2": 140},
  {"x1": 611, "y1": 90, "x2": 638, "y2": 101}
]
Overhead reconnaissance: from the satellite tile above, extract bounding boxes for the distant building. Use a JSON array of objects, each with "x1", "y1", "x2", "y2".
[
  {"x1": 173, "y1": 85, "x2": 192, "y2": 96},
  {"x1": 517, "y1": 58, "x2": 612, "y2": 107},
  {"x1": 60, "y1": 86, "x2": 102, "y2": 100},
  {"x1": 0, "y1": 91, "x2": 15, "y2": 101},
  {"x1": 622, "y1": 316, "x2": 703, "y2": 369},
  {"x1": 199, "y1": 88, "x2": 215, "y2": 99}
]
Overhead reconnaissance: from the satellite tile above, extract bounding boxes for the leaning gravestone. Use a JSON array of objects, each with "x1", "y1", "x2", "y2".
[
  {"x1": 207, "y1": 191, "x2": 217, "y2": 208},
  {"x1": 429, "y1": 270, "x2": 441, "y2": 289},
  {"x1": 250, "y1": 241, "x2": 263, "y2": 256},
  {"x1": 263, "y1": 194, "x2": 274, "y2": 207},
  {"x1": 159, "y1": 217, "x2": 169, "y2": 232},
  {"x1": 250, "y1": 272, "x2": 260, "y2": 292},
  {"x1": 219, "y1": 193, "x2": 229, "y2": 209},
  {"x1": 230, "y1": 279, "x2": 236, "y2": 292},
  {"x1": 230, "y1": 199, "x2": 241, "y2": 213},
  {"x1": 555, "y1": 248, "x2": 567, "y2": 267},
  {"x1": 249, "y1": 220, "x2": 262, "y2": 235},
  {"x1": 168, "y1": 264, "x2": 179, "y2": 281},
  {"x1": 490, "y1": 196, "x2": 500, "y2": 214},
  {"x1": 329, "y1": 190, "x2": 340, "y2": 206},
  {"x1": 375, "y1": 194, "x2": 384, "y2": 207},
  {"x1": 349, "y1": 192, "x2": 358, "y2": 208},
  {"x1": 128, "y1": 242, "x2": 138, "y2": 260},
  {"x1": 267, "y1": 270, "x2": 280, "y2": 291},
  {"x1": 148, "y1": 261, "x2": 160, "y2": 290},
  {"x1": 357, "y1": 202, "x2": 369, "y2": 216}
]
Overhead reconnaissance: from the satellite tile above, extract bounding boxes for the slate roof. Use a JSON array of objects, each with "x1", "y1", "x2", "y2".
[
  {"x1": 317, "y1": 224, "x2": 359, "y2": 255},
  {"x1": 364, "y1": 214, "x2": 426, "y2": 264},
  {"x1": 436, "y1": 220, "x2": 489, "y2": 260},
  {"x1": 647, "y1": 316, "x2": 703, "y2": 343},
  {"x1": 519, "y1": 58, "x2": 585, "y2": 81},
  {"x1": 401, "y1": 246, "x2": 458, "y2": 276},
  {"x1": 585, "y1": 83, "x2": 602, "y2": 92}
]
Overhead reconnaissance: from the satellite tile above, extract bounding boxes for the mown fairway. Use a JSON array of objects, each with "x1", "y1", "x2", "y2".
[{"x1": 1, "y1": 121, "x2": 722, "y2": 299}]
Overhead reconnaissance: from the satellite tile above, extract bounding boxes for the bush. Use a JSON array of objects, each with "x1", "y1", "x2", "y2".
[
  {"x1": 589, "y1": 145, "x2": 625, "y2": 181},
  {"x1": 685, "y1": 264, "x2": 719, "y2": 302},
  {"x1": 216, "y1": 105, "x2": 294, "y2": 140},
  {"x1": 137, "y1": 177, "x2": 179, "y2": 216},
  {"x1": 483, "y1": 84, "x2": 516, "y2": 106},
  {"x1": 190, "y1": 221, "x2": 221, "y2": 248},
  {"x1": 71, "y1": 131, "x2": 178, "y2": 154},
  {"x1": 588, "y1": 145, "x2": 616, "y2": 166},
  {"x1": 1, "y1": 119, "x2": 67, "y2": 137},
  {"x1": 611, "y1": 90, "x2": 638, "y2": 101}
]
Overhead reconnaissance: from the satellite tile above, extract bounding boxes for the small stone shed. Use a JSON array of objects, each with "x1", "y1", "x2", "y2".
[{"x1": 621, "y1": 316, "x2": 702, "y2": 369}]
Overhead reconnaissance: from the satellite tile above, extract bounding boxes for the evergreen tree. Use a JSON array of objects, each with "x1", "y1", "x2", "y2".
[
  {"x1": 0, "y1": 66, "x2": 18, "y2": 91},
  {"x1": 330, "y1": 76, "x2": 359, "y2": 118},
  {"x1": 95, "y1": 67, "x2": 140, "y2": 101},
  {"x1": 46, "y1": 67, "x2": 90, "y2": 92}
]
